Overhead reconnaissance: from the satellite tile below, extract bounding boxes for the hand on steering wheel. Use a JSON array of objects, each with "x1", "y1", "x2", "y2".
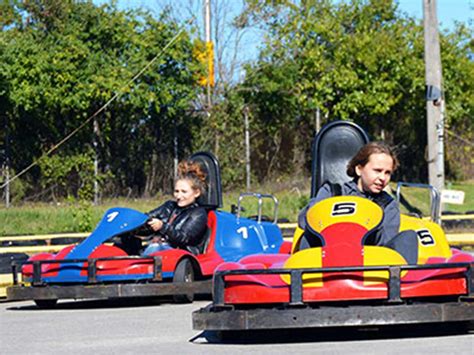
[{"x1": 148, "y1": 218, "x2": 164, "y2": 232}]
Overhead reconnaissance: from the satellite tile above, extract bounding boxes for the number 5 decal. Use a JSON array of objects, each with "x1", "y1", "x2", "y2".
[
  {"x1": 237, "y1": 226, "x2": 249, "y2": 239},
  {"x1": 331, "y1": 202, "x2": 356, "y2": 216},
  {"x1": 417, "y1": 229, "x2": 435, "y2": 246}
]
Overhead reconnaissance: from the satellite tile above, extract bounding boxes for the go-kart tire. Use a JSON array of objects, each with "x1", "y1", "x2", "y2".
[
  {"x1": 173, "y1": 259, "x2": 194, "y2": 303},
  {"x1": 34, "y1": 299, "x2": 58, "y2": 309},
  {"x1": 0, "y1": 253, "x2": 29, "y2": 273}
]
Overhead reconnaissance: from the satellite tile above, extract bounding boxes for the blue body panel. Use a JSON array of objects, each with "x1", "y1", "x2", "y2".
[
  {"x1": 41, "y1": 208, "x2": 284, "y2": 283},
  {"x1": 213, "y1": 211, "x2": 284, "y2": 262},
  {"x1": 48, "y1": 208, "x2": 149, "y2": 283}
]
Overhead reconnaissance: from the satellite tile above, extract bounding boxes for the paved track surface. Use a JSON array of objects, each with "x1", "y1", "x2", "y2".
[{"x1": 1, "y1": 298, "x2": 473, "y2": 354}]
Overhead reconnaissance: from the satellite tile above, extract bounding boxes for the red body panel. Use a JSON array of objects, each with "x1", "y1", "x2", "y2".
[
  {"x1": 22, "y1": 210, "x2": 224, "y2": 280},
  {"x1": 196, "y1": 211, "x2": 225, "y2": 276},
  {"x1": 221, "y1": 264, "x2": 470, "y2": 304},
  {"x1": 217, "y1": 239, "x2": 473, "y2": 305}
]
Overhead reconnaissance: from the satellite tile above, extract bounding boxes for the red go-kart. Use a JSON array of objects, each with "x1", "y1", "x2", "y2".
[{"x1": 193, "y1": 121, "x2": 474, "y2": 332}]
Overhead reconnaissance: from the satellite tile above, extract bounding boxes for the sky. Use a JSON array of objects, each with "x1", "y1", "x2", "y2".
[
  {"x1": 397, "y1": 0, "x2": 472, "y2": 29},
  {"x1": 94, "y1": 0, "x2": 473, "y2": 80},
  {"x1": 97, "y1": 0, "x2": 473, "y2": 30}
]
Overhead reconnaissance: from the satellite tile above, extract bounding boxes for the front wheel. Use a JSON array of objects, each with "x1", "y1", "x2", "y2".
[{"x1": 172, "y1": 259, "x2": 194, "y2": 303}]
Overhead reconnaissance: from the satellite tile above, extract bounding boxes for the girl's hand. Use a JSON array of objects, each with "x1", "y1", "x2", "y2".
[
  {"x1": 147, "y1": 218, "x2": 163, "y2": 232},
  {"x1": 151, "y1": 236, "x2": 166, "y2": 243}
]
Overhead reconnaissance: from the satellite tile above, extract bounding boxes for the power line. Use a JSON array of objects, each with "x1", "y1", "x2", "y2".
[{"x1": 1, "y1": 19, "x2": 193, "y2": 190}]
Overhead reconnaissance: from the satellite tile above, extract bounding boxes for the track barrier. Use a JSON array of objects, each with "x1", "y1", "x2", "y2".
[{"x1": 1, "y1": 216, "x2": 472, "y2": 299}]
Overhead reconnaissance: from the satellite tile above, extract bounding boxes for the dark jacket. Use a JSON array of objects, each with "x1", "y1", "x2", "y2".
[
  {"x1": 298, "y1": 180, "x2": 400, "y2": 246},
  {"x1": 147, "y1": 200, "x2": 208, "y2": 249}
]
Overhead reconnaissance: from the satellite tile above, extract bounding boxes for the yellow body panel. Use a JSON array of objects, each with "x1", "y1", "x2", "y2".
[
  {"x1": 289, "y1": 196, "x2": 452, "y2": 283},
  {"x1": 400, "y1": 214, "x2": 452, "y2": 263},
  {"x1": 363, "y1": 246, "x2": 407, "y2": 284},
  {"x1": 293, "y1": 196, "x2": 383, "y2": 253},
  {"x1": 306, "y1": 196, "x2": 383, "y2": 234},
  {"x1": 291, "y1": 227, "x2": 305, "y2": 254},
  {"x1": 281, "y1": 248, "x2": 323, "y2": 287}
]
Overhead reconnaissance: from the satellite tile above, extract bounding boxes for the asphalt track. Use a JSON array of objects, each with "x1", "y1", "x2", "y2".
[{"x1": 1, "y1": 298, "x2": 473, "y2": 354}]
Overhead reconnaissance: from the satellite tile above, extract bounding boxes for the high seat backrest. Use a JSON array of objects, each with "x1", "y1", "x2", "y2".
[
  {"x1": 311, "y1": 121, "x2": 369, "y2": 198},
  {"x1": 198, "y1": 210, "x2": 217, "y2": 254},
  {"x1": 190, "y1": 151, "x2": 223, "y2": 209},
  {"x1": 306, "y1": 196, "x2": 383, "y2": 266}
]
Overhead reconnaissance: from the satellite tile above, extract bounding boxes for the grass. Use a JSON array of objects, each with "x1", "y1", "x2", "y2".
[
  {"x1": 443, "y1": 181, "x2": 474, "y2": 213},
  {"x1": 1, "y1": 180, "x2": 472, "y2": 236},
  {"x1": 0, "y1": 199, "x2": 163, "y2": 236}
]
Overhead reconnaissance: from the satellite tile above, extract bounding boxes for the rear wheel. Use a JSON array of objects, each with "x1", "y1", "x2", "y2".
[
  {"x1": 172, "y1": 259, "x2": 194, "y2": 303},
  {"x1": 34, "y1": 299, "x2": 58, "y2": 309},
  {"x1": 0, "y1": 253, "x2": 29, "y2": 273}
]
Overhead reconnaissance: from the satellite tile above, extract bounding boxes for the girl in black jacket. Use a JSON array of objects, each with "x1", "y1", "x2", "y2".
[{"x1": 142, "y1": 160, "x2": 208, "y2": 255}]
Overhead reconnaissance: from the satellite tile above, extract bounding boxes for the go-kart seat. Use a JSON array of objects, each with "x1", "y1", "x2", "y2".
[
  {"x1": 188, "y1": 152, "x2": 222, "y2": 255},
  {"x1": 191, "y1": 210, "x2": 217, "y2": 255},
  {"x1": 311, "y1": 120, "x2": 369, "y2": 198},
  {"x1": 295, "y1": 121, "x2": 369, "y2": 253},
  {"x1": 190, "y1": 151, "x2": 223, "y2": 210}
]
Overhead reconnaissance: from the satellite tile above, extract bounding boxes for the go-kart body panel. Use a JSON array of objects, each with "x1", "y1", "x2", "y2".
[
  {"x1": 400, "y1": 214, "x2": 452, "y2": 263},
  {"x1": 192, "y1": 121, "x2": 473, "y2": 331},
  {"x1": 8, "y1": 151, "x2": 287, "y2": 303},
  {"x1": 194, "y1": 196, "x2": 474, "y2": 314},
  {"x1": 211, "y1": 211, "x2": 284, "y2": 263},
  {"x1": 9, "y1": 207, "x2": 286, "y2": 302}
]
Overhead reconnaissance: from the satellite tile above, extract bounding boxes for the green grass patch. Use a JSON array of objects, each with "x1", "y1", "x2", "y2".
[
  {"x1": 443, "y1": 182, "x2": 474, "y2": 213},
  {"x1": 0, "y1": 198, "x2": 163, "y2": 236}
]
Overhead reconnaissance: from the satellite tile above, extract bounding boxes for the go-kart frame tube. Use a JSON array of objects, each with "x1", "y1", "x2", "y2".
[
  {"x1": 7, "y1": 256, "x2": 211, "y2": 301},
  {"x1": 193, "y1": 263, "x2": 474, "y2": 331},
  {"x1": 13, "y1": 256, "x2": 163, "y2": 285}
]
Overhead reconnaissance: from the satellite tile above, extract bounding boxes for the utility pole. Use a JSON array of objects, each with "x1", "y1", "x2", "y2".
[
  {"x1": 244, "y1": 106, "x2": 251, "y2": 190},
  {"x1": 315, "y1": 107, "x2": 321, "y2": 134},
  {"x1": 203, "y1": 0, "x2": 217, "y2": 155},
  {"x1": 93, "y1": 117, "x2": 100, "y2": 205},
  {"x1": 204, "y1": 0, "x2": 212, "y2": 110},
  {"x1": 173, "y1": 117, "x2": 178, "y2": 178},
  {"x1": 423, "y1": 0, "x2": 445, "y2": 192},
  {"x1": 2, "y1": 114, "x2": 10, "y2": 208}
]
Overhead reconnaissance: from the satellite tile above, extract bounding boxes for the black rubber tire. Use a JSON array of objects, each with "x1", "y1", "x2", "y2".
[
  {"x1": 0, "y1": 253, "x2": 29, "y2": 273},
  {"x1": 172, "y1": 259, "x2": 195, "y2": 303},
  {"x1": 34, "y1": 299, "x2": 58, "y2": 309}
]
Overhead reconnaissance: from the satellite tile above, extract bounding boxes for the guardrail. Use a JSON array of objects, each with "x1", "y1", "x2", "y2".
[
  {"x1": 0, "y1": 233, "x2": 88, "y2": 254},
  {"x1": 0, "y1": 216, "x2": 473, "y2": 252},
  {"x1": 0, "y1": 218, "x2": 472, "y2": 299}
]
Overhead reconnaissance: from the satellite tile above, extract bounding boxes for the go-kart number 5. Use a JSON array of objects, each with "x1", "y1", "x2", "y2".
[
  {"x1": 331, "y1": 202, "x2": 356, "y2": 216},
  {"x1": 106, "y1": 211, "x2": 119, "y2": 222},
  {"x1": 416, "y1": 229, "x2": 435, "y2": 246}
]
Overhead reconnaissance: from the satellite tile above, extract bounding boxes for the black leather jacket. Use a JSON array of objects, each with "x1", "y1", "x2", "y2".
[{"x1": 147, "y1": 200, "x2": 208, "y2": 249}]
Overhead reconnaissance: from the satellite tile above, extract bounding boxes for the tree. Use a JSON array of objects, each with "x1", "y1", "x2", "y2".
[
  {"x1": 0, "y1": 1, "x2": 200, "y2": 200},
  {"x1": 236, "y1": 0, "x2": 473, "y2": 182}
]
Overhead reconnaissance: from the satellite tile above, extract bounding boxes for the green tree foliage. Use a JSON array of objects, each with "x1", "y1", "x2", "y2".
[
  {"x1": 0, "y1": 0, "x2": 200, "y2": 200},
  {"x1": 1, "y1": 0, "x2": 472, "y2": 204},
  {"x1": 237, "y1": 0, "x2": 473, "y2": 182}
]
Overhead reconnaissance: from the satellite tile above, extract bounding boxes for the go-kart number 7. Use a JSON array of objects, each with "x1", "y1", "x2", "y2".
[{"x1": 331, "y1": 202, "x2": 356, "y2": 216}]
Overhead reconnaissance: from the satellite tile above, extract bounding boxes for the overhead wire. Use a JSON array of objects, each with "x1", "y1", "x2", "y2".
[{"x1": 1, "y1": 18, "x2": 194, "y2": 190}]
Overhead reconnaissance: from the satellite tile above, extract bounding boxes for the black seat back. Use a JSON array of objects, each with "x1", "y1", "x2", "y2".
[
  {"x1": 311, "y1": 121, "x2": 369, "y2": 198},
  {"x1": 189, "y1": 151, "x2": 223, "y2": 209}
]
